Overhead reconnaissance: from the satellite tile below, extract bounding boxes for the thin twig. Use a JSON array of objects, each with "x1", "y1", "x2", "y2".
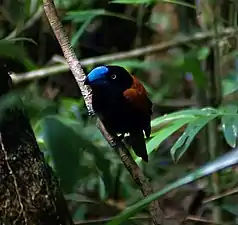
[
  {"x1": 42, "y1": 0, "x2": 165, "y2": 224},
  {"x1": 75, "y1": 215, "x2": 150, "y2": 225},
  {"x1": 203, "y1": 187, "x2": 238, "y2": 204},
  {"x1": 11, "y1": 27, "x2": 238, "y2": 84}
]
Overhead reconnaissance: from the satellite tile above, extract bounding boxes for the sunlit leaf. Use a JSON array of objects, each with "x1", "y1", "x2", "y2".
[
  {"x1": 107, "y1": 149, "x2": 238, "y2": 225},
  {"x1": 197, "y1": 47, "x2": 210, "y2": 60},
  {"x1": 222, "y1": 79, "x2": 238, "y2": 96},
  {"x1": 135, "y1": 118, "x2": 193, "y2": 163},
  {"x1": 171, "y1": 114, "x2": 217, "y2": 162},
  {"x1": 151, "y1": 107, "x2": 217, "y2": 128},
  {"x1": 98, "y1": 176, "x2": 107, "y2": 199}
]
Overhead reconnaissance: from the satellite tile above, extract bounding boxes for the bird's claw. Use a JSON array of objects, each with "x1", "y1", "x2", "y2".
[
  {"x1": 111, "y1": 134, "x2": 125, "y2": 146},
  {"x1": 116, "y1": 134, "x2": 125, "y2": 142},
  {"x1": 88, "y1": 111, "x2": 95, "y2": 117}
]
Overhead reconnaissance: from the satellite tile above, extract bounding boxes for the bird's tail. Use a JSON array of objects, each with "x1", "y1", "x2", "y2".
[{"x1": 129, "y1": 131, "x2": 148, "y2": 162}]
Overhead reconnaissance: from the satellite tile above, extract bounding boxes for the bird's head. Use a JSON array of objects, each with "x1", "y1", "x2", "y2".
[{"x1": 84, "y1": 65, "x2": 133, "y2": 93}]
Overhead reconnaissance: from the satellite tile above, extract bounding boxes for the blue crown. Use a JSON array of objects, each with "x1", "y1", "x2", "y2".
[{"x1": 87, "y1": 66, "x2": 109, "y2": 83}]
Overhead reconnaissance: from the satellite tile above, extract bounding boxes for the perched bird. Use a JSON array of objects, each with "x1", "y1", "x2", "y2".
[{"x1": 84, "y1": 65, "x2": 152, "y2": 162}]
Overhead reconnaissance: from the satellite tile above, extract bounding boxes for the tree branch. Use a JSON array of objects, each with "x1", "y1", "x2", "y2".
[
  {"x1": 42, "y1": 0, "x2": 165, "y2": 224},
  {"x1": 11, "y1": 27, "x2": 238, "y2": 84}
]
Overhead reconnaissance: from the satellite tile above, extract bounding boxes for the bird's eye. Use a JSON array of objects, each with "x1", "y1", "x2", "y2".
[{"x1": 111, "y1": 74, "x2": 117, "y2": 80}]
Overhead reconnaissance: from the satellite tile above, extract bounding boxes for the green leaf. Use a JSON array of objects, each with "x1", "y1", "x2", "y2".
[
  {"x1": 107, "y1": 149, "x2": 238, "y2": 225},
  {"x1": 151, "y1": 108, "x2": 217, "y2": 128},
  {"x1": 197, "y1": 47, "x2": 210, "y2": 60},
  {"x1": 135, "y1": 118, "x2": 193, "y2": 163},
  {"x1": 65, "y1": 8, "x2": 135, "y2": 25},
  {"x1": 135, "y1": 108, "x2": 219, "y2": 163},
  {"x1": 220, "y1": 105, "x2": 238, "y2": 148},
  {"x1": 179, "y1": 54, "x2": 207, "y2": 87},
  {"x1": 98, "y1": 176, "x2": 107, "y2": 199},
  {"x1": 46, "y1": 111, "x2": 113, "y2": 194},
  {"x1": 41, "y1": 115, "x2": 90, "y2": 193},
  {"x1": 73, "y1": 205, "x2": 87, "y2": 220},
  {"x1": 64, "y1": 9, "x2": 106, "y2": 22},
  {"x1": 171, "y1": 114, "x2": 217, "y2": 162},
  {"x1": 4, "y1": 0, "x2": 26, "y2": 22},
  {"x1": 111, "y1": 0, "x2": 195, "y2": 9},
  {"x1": 71, "y1": 17, "x2": 94, "y2": 47},
  {"x1": 9, "y1": 37, "x2": 37, "y2": 45},
  {"x1": 21, "y1": 94, "x2": 57, "y2": 121},
  {"x1": 0, "y1": 39, "x2": 26, "y2": 59},
  {"x1": 222, "y1": 204, "x2": 238, "y2": 216},
  {"x1": 59, "y1": 98, "x2": 83, "y2": 120},
  {"x1": 222, "y1": 78, "x2": 238, "y2": 96},
  {"x1": 65, "y1": 9, "x2": 134, "y2": 46},
  {"x1": 0, "y1": 39, "x2": 36, "y2": 69}
]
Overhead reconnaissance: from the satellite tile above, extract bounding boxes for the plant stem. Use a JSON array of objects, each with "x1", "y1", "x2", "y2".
[{"x1": 207, "y1": 2, "x2": 223, "y2": 223}]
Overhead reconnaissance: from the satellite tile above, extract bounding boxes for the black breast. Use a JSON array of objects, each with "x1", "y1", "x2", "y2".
[{"x1": 92, "y1": 88, "x2": 145, "y2": 135}]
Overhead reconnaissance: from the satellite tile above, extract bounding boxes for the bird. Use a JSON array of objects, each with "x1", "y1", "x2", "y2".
[{"x1": 84, "y1": 65, "x2": 153, "y2": 162}]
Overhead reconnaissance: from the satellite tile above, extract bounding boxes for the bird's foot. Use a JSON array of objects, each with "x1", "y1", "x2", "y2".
[
  {"x1": 88, "y1": 111, "x2": 96, "y2": 117},
  {"x1": 111, "y1": 134, "x2": 125, "y2": 147},
  {"x1": 117, "y1": 134, "x2": 125, "y2": 142}
]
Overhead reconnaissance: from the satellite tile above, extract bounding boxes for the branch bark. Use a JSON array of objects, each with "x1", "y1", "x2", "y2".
[{"x1": 42, "y1": 0, "x2": 166, "y2": 224}]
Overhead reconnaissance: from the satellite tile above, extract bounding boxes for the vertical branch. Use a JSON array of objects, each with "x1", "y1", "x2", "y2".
[
  {"x1": 194, "y1": 0, "x2": 210, "y2": 163},
  {"x1": 195, "y1": 0, "x2": 223, "y2": 223},
  {"x1": 207, "y1": 1, "x2": 223, "y2": 223}
]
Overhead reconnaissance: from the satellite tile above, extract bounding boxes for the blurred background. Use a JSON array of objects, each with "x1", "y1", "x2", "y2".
[{"x1": 1, "y1": 0, "x2": 238, "y2": 224}]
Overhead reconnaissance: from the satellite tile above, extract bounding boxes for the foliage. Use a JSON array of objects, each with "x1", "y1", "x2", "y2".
[{"x1": 1, "y1": 0, "x2": 238, "y2": 224}]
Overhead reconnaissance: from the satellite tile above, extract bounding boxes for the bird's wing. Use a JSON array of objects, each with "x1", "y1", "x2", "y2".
[
  {"x1": 123, "y1": 76, "x2": 152, "y2": 138},
  {"x1": 123, "y1": 76, "x2": 152, "y2": 115}
]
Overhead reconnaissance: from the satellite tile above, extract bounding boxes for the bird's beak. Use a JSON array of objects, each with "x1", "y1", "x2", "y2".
[{"x1": 84, "y1": 77, "x2": 89, "y2": 85}]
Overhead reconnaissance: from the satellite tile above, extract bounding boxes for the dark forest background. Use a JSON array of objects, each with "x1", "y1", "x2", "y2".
[{"x1": 1, "y1": 0, "x2": 238, "y2": 224}]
